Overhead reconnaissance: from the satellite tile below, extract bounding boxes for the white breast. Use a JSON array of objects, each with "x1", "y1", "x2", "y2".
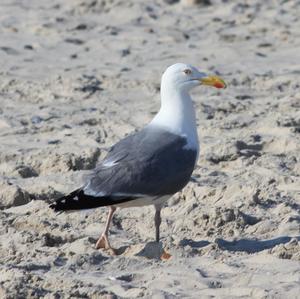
[{"x1": 150, "y1": 90, "x2": 199, "y2": 154}]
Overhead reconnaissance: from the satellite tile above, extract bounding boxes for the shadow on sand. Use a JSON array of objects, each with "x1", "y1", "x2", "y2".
[
  {"x1": 216, "y1": 236, "x2": 300, "y2": 253},
  {"x1": 180, "y1": 236, "x2": 300, "y2": 254},
  {"x1": 179, "y1": 238, "x2": 210, "y2": 248}
]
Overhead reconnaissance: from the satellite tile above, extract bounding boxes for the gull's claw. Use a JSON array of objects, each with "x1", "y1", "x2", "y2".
[
  {"x1": 95, "y1": 234, "x2": 116, "y2": 255},
  {"x1": 160, "y1": 249, "x2": 172, "y2": 260}
]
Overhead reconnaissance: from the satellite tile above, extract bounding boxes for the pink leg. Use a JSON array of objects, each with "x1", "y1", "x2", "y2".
[
  {"x1": 154, "y1": 204, "x2": 172, "y2": 260},
  {"x1": 96, "y1": 206, "x2": 116, "y2": 250}
]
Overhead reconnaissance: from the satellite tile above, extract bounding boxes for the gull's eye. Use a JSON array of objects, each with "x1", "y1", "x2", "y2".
[{"x1": 183, "y1": 69, "x2": 192, "y2": 75}]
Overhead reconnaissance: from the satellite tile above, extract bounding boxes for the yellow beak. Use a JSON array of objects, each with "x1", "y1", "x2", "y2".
[{"x1": 200, "y1": 75, "x2": 227, "y2": 89}]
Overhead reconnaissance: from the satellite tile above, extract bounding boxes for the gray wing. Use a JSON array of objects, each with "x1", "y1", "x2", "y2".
[{"x1": 83, "y1": 126, "x2": 197, "y2": 203}]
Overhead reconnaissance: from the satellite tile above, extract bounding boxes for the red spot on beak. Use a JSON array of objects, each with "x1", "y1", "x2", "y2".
[{"x1": 214, "y1": 82, "x2": 225, "y2": 89}]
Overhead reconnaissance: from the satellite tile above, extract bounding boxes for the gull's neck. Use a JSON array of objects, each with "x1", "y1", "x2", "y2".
[{"x1": 149, "y1": 82, "x2": 199, "y2": 151}]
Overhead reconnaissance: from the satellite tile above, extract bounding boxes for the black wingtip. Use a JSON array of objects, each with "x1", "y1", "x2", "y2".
[
  {"x1": 49, "y1": 189, "x2": 82, "y2": 212},
  {"x1": 49, "y1": 202, "x2": 56, "y2": 211},
  {"x1": 49, "y1": 198, "x2": 66, "y2": 212},
  {"x1": 49, "y1": 188, "x2": 137, "y2": 211},
  {"x1": 49, "y1": 201, "x2": 62, "y2": 212},
  {"x1": 49, "y1": 203, "x2": 64, "y2": 215}
]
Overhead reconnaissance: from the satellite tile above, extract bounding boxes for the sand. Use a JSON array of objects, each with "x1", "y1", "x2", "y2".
[{"x1": 0, "y1": 0, "x2": 300, "y2": 298}]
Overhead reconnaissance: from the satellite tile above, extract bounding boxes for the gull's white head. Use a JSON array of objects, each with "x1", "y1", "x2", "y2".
[{"x1": 161, "y1": 63, "x2": 226, "y2": 92}]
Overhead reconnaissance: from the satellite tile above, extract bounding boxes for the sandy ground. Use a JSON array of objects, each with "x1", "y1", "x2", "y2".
[{"x1": 0, "y1": 0, "x2": 300, "y2": 298}]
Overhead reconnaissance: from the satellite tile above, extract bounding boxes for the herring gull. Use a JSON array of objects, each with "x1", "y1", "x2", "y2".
[{"x1": 50, "y1": 63, "x2": 226, "y2": 254}]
